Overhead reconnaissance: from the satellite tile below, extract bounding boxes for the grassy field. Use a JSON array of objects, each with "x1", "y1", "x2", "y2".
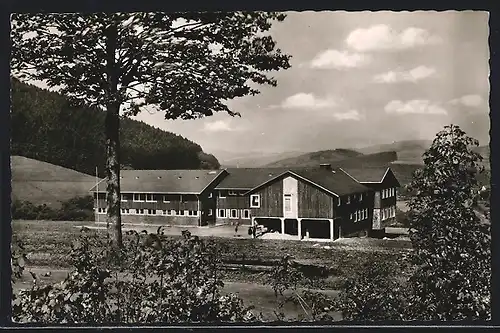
[
  {"x1": 12, "y1": 220, "x2": 411, "y2": 321},
  {"x1": 11, "y1": 156, "x2": 99, "y2": 209}
]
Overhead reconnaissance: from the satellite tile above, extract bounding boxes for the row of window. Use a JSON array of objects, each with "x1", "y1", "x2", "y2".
[
  {"x1": 97, "y1": 208, "x2": 199, "y2": 217},
  {"x1": 339, "y1": 193, "x2": 364, "y2": 206},
  {"x1": 217, "y1": 209, "x2": 251, "y2": 219},
  {"x1": 381, "y1": 188, "x2": 396, "y2": 199},
  {"x1": 381, "y1": 206, "x2": 396, "y2": 220},
  {"x1": 123, "y1": 193, "x2": 193, "y2": 203},
  {"x1": 350, "y1": 208, "x2": 369, "y2": 223}
]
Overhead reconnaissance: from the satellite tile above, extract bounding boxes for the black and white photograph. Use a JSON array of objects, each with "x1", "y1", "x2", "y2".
[{"x1": 7, "y1": 9, "x2": 491, "y2": 324}]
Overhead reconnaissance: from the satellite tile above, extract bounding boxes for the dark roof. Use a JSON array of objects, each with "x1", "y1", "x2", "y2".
[
  {"x1": 246, "y1": 167, "x2": 371, "y2": 197},
  {"x1": 215, "y1": 168, "x2": 289, "y2": 190},
  {"x1": 340, "y1": 166, "x2": 390, "y2": 183},
  {"x1": 292, "y1": 168, "x2": 371, "y2": 196},
  {"x1": 90, "y1": 169, "x2": 225, "y2": 194}
]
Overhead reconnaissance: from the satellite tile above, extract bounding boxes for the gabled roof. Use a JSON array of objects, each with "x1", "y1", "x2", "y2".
[
  {"x1": 245, "y1": 167, "x2": 371, "y2": 197},
  {"x1": 215, "y1": 168, "x2": 289, "y2": 190},
  {"x1": 340, "y1": 166, "x2": 392, "y2": 183},
  {"x1": 89, "y1": 169, "x2": 226, "y2": 194}
]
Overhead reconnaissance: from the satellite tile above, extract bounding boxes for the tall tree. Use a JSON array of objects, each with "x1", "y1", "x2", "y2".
[
  {"x1": 406, "y1": 124, "x2": 490, "y2": 320},
  {"x1": 11, "y1": 12, "x2": 291, "y2": 246}
]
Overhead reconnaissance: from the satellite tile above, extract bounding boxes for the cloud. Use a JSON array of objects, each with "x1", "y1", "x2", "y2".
[
  {"x1": 281, "y1": 93, "x2": 338, "y2": 109},
  {"x1": 309, "y1": 49, "x2": 370, "y2": 69},
  {"x1": 385, "y1": 100, "x2": 448, "y2": 115},
  {"x1": 333, "y1": 109, "x2": 363, "y2": 121},
  {"x1": 346, "y1": 24, "x2": 442, "y2": 52},
  {"x1": 373, "y1": 65, "x2": 437, "y2": 83},
  {"x1": 203, "y1": 120, "x2": 235, "y2": 132},
  {"x1": 448, "y1": 94, "x2": 484, "y2": 107}
]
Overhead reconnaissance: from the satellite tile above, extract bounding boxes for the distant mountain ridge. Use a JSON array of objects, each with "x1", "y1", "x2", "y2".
[{"x1": 264, "y1": 148, "x2": 364, "y2": 168}]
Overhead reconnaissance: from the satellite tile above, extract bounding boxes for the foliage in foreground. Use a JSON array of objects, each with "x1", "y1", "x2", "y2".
[
  {"x1": 334, "y1": 260, "x2": 409, "y2": 321},
  {"x1": 406, "y1": 124, "x2": 491, "y2": 320},
  {"x1": 13, "y1": 228, "x2": 256, "y2": 324}
]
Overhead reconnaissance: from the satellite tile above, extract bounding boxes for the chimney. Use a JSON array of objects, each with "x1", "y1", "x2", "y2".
[{"x1": 319, "y1": 163, "x2": 332, "y2": 170}]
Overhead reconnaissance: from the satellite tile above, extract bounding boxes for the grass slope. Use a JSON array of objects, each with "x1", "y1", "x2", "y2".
[{"x1": 11, "y1": 156, "x2": 99, "y2": 208}]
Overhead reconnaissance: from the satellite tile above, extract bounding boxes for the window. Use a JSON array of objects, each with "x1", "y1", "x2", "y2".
[
  {"x1": 392, "y1": 206, "x2": 396, "y2": 218},
  {"x1": 177, "y1": 210, "x2": 185, "y2": 216},
  {"x1": 365, "y1": 208, "x2": 368, "y2": 219},
  {"x1": 218, "y1": 209, "x2": 226, "y2": 218},
  {"x1": 347, "y1": 195, "x2": 351, "y2": 204},
  {"x1": 145, "y1": 194, "x2": 155, "y2": 202},
  {"x1": 361, "y1": 209, "x2": 365, "y2": 220},
  {"x1": 359, "y1": 193, "x2": 363, "y2": 202},
  {"x1": 350, "y1": 213, "x2": 353, "y2": 220},
  {"x1": 219, "y1": 191, "x2": 226, "y2": 199},
  {"x1": 168, "y1": 210, "x2": 176, "y2": 216},
  {"x1": 284, "y1": 194, "x2": 291, "y2": 212},
  {"x1": 137, "y1": 208, "x2": 145, "y2": 215},
  {"x1": 121, "y1": 194, "x2": 127, "y2": 202},
  {"x1": 208, "y1": 209, "x2": 213, "y2": 216},
  {"x1": 228, "y1": 190, "x2": 238, "y2": 196},
  {"x1": 230, "y1": 209, "x2": 238, "y2": 219},
  {"x1": 133, "y1": 193, "x2": 146, "y2": 202},
  {"x1": 98, "y1": 208, "x2": 107, "y2": 213},
  {"x1": 146, "y1": 209, "x2": 156, "y2": 215},
  {"x1": 208, "y1": 192, "x2": 213, "y2": 199},
  {"x1": 250, "y1": 194, "x2": 260, "y2": 208},
  {"x1": 188, "y1": 210, "x2": 198, "y2": 216},
  {"x1": 337, "y1": 198, "x2": 341, "y2": 206},
  {"x1": 242, "y1": 209, "x2": 250, "y2": 219},
  {"x1": 354, "y1": 211, "x2": 358, "y2": 222},
  {"x1": 121, "y1": 208, "x2": 130, "y2": 214}
]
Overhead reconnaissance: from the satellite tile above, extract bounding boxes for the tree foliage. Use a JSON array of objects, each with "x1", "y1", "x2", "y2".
[
  {"x1": 12, "y1": 195, "x2": 95, "y2": 221},
  {"x1": 11, "y1": 12, "x2": 291, "y2": 246},
  {"x1": 334, "y1": 260, "x2": 408, "y2": 321},
  {"x1": 11, "y1": 79, "x2": 220, "y2": 175},
  {"x1": 406, "y1": 124, "x2": 491, "y2": 320},
  {"x1": 13, "y1": 229, "x2": 256, "y2": 324}
]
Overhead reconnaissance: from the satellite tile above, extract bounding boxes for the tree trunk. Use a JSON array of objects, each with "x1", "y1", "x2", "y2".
[
  {"x1": 105, "y1": 24, "x2": 122, "y2": 247},
  {"x1": 105, "y1": 103, "x2": 122, "y2": 247}
]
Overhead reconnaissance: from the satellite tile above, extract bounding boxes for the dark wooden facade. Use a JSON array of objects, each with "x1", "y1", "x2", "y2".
[
  {"x1": 95, "y1": 191, "x2": 219, "y2": 227},
  {"x1": 215, "y1": 189, "x2": 252, "y2": 225},
  {"x1": 248, "y1": 173, "x2": 374, "y2": 239},
  {"x1": 358, "y1": 169, "x2": 400, "y2": 229}
]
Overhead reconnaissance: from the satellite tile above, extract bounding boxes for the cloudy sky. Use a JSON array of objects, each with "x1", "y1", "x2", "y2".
[
  {"x1": 135, "y1": 11, "x2": 490, "y2": 155},
  {"x1": 24, "y1": 11, "x2": 489, "y2": 156}
]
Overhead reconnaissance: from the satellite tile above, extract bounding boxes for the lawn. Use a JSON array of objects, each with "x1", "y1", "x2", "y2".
[{"x1": 12, "y1": 220, "x2": 411, "y2": 321}]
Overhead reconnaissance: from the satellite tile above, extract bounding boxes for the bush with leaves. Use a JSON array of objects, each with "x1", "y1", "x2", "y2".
[
  {"x1": 334, "y1": 259, "x2": 409, "y2": 321},
  {"x1": 13, "y1": 228, "x2": 256, "y2": 324},
  {"x1": 270, "y1": 255, "x2": 337, "y2": 322},
  {"x1": 405, "y1": 124, "x2": 491, "y2": 320}
]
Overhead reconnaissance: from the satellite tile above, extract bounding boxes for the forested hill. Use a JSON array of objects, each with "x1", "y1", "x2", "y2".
[{"x1": 11, "y1": 79, "x2": 220, "y2": 176}]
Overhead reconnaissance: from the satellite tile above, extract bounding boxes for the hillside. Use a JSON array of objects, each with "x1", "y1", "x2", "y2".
[
  {"x1": 265, "y1": 148, "x2": 364, "y2": 168},
  {"x1": 357, "y1": 140, "x2": 433, "y2": 163},
  {"x1": 11, "y1": 156, "x2": 100, "y2": 208},
  {"x1": 218, "y1": 151, "x2": 307, "y2": 168},
  {"x1": 11, "y1": 79, "x2": 220, "y2": 176},
  {"x1": 357, "y1": 139, "x2": 490, "y2": 169}
]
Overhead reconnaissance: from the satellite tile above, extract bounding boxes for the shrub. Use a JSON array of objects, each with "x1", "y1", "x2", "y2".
[
  {"x1": 13, "y1": 228, "x2": 256, "y2": 324},
  {"x1": 12, "y1": 195, "x2": 94, "y2": 221},
  {"x1": 334, "y1": 260, "x2": 408, "y2": 321},
  {"x1": 406, "y1": 125, "x2": 491, "y2": 320}
]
